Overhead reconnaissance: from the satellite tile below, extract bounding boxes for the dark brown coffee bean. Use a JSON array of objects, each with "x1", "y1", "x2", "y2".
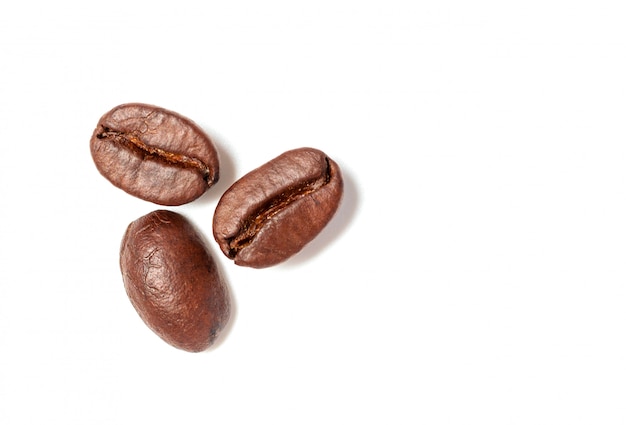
[
  {"x1": 120, "y1": 210, "x2": 230, "y2": 352},
  {"x1": 213, "y1": 147, "x2": 343, "y2": 268},
  {"x1": 90, "y1": 103, "x2": 219, "y2": 206}
]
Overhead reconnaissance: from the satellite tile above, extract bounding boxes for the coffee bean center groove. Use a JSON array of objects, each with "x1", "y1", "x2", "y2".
[
  {"x1": 225, "y1": 157, "x2": 332, "y2": 257},
  {"x1": 96, "y1": 126, "x2": 211, "y2": 181}
]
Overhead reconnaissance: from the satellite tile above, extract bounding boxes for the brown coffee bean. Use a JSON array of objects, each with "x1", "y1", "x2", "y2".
[
  {"x1": 213, "y1": 147, "x2": 343, "y2": 268},
  {"x1": 120, "y1": 210, "x2": 230, "y2": 352},
  {"x1": 90, "y1": 103, "x2": 219, "y2": 206}
]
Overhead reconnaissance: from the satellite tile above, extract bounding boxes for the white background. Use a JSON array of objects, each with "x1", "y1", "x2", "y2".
[{"x1": 1, "y1": 1, "x2": 626, "y2": 424}]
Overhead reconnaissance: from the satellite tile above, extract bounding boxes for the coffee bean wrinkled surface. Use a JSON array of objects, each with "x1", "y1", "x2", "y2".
[
  {"x1": 213, "y1": 147, "x2": 343, "y2": 268},
  {"x1": 91, "y1": 103, "x2": 219, "y2": 206},
  {"x1": 120, "y1": 210, "x2": 230, "y2": 352}
]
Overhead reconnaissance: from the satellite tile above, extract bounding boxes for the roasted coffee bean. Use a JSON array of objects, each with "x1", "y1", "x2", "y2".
[
  {"x1": 120, "y1": 210, "x2": 230, "y2": 352},
  {"x1": 90, "y1": 103, "x2": 219, "y2": 206},
  {"x1": 213, "y1": 147, "x2": 343, "y2": 268}
]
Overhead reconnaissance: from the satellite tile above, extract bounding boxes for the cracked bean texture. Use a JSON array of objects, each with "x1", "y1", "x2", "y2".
[
  {"x1": 120, "y1": 210, "x2": 230, "y2": 352},
  {"x1": 213, "y1": 147, "x2": 343, "y2": 268},
  {"x1": 90, "y1": 103, "x2": 219, "y2": 205}
]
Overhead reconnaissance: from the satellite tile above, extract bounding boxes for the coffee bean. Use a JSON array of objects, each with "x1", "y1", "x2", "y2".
[
  {"x1": 90, "y1": 103, "x2": 219, "y2": 206},
  {"x1": 213, "y1": 147, "x2": 343, "y2": 268},
  {"x1": 120, "y1": 210, "x2": 230, "y2": 352}
]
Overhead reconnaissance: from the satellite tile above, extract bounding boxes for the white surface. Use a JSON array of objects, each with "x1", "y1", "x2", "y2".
[{"x1": 2, "y1": 1, "x2": 626, "y2": 424}]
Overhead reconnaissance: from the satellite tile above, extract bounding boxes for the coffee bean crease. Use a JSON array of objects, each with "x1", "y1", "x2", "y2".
[
  {"x1": 97, "y1": 126, "x2": 211, "y2": 181},
  {"x1": 225, "y1": 157, "x2": 332, "y2": 258}
]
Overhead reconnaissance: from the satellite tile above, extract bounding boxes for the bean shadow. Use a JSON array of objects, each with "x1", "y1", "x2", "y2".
[{"x1": 279, "y1": 166, "x2": 360, "y2": 269}]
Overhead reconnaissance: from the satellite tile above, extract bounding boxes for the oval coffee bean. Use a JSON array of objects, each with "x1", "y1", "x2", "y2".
[
  {"x1": 213, "y1": 147, "x2": 343, "y2": 268},
  {"x1": 120, "y1": 210, "x2": 230, "y2": 352},
  {"x1": 90, "y1": 103, "x2": 219, "y2": 206}
]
